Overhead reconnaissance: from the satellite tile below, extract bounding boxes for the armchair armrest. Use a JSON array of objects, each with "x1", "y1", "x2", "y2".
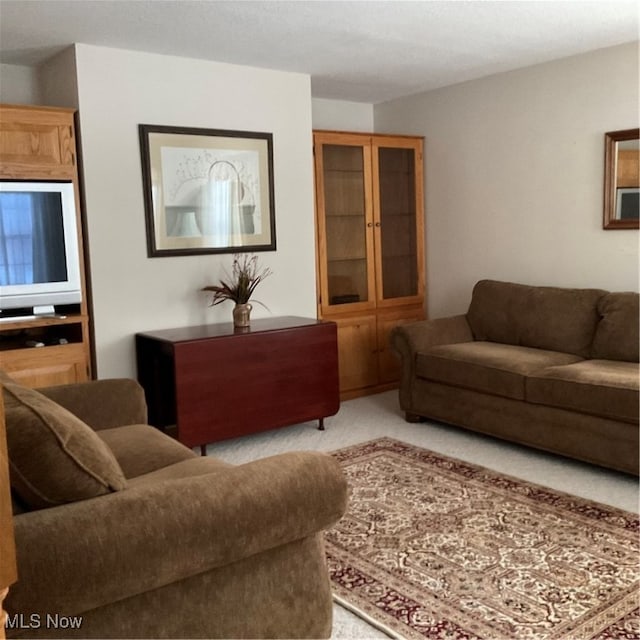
[
  {"x1": 38, "y1": 379, "x2": 147, "y2": 430},
  {"x1": 7, "y1": 451, "x2": 347, "y2": 617}
]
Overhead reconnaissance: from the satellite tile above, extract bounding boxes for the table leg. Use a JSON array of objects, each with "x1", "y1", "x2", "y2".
[
  {"x1": 318, "y1": 417, "x2": 325, "y2": 431},
  {"x1": 200, "y1": 444, "x2": 207, "y2": 456}
]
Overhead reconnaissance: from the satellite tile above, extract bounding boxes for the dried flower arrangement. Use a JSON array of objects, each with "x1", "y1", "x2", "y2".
[{"x1": 202, "y1": 253, "x2": 272, "y2": 308}]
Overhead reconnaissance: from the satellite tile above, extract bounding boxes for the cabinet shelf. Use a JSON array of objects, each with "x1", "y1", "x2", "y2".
[
  {"x1": 325, "y1": 169, "x2": 365, "y2": 175},
  {"x1": 0, "y1": 312, "x2": 86, "y2": 332},
  {"x1": 0, "y1": 318, "x2": 86, "y2": 351}
]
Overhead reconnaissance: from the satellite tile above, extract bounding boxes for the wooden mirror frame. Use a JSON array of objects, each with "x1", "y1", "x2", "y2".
[{"x1": 603, "y1": 128, "x2": 639, "y2": 230}]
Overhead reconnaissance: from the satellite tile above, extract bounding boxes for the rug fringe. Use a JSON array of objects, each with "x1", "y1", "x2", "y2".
[{"x1": 332, "y1": 593, "x2": 402, "y2": 639}]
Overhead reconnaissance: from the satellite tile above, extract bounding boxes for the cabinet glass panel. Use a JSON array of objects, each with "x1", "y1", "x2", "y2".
[
  {"x1": 322, "y1": 144, "x2": 370, "y2": 305},
  {"x1": 378, "y1": 147, "x2": 418, "y2": 300}
]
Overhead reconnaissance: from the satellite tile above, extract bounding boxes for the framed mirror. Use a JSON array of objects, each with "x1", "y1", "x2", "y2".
[{"x1": 603, "y1": 128, "x2": 639, "y2": 229}]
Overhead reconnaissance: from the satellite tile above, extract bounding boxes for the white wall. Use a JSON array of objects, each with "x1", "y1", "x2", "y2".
[
  {"x1": 37, "y1": 48, "x2": 78, "y2": 109},
  {"x1": 42, "y1": 44, "x2": 316, "y2": 379},
  {"x1": 0, "y1": 63, "x2": 41, "y2": 104},
  {"x1": 312, "y1": 97, "x2": 374, "y2": 132},
  {"x1": 375, "y1": 42, "x2": 640, "y2": 318}
]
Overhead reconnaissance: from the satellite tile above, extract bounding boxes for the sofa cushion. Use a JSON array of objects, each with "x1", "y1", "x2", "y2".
[
  {"x1": 3, "y1": 381, "x2": 127, "y2": 510},
  {"x1": 591, "y1": 292, "x2": 639, "y2": 362},
  {"x1": 97, "y1": 424, "x2": 197, "y2": 479},
  {"x1": 416, "y1": 341, "x2": 583, "y2": 400},
  {"x1": 467, "y1": 280, "x2": 606, "y2": 357},
  {"x1": 526, "y1": 360, "x2": 639, "y2": 424}
]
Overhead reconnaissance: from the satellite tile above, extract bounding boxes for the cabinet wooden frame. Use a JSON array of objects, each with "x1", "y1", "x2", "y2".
[
  {"x1": 314, "y1": 131, "x2": 377, "y2": 315},
  {"x1": 313, "y1": 130, "x2": 426, "y2": 398},
  {"x1": 314, "y1": 131, "x2": 425, "y2": 313},
  {"x1": 0, "y1": 104, "x2": 92, "y2": 387},
  {"x1": 371, "y1": 135, "x2": 425, "y2": 309}
]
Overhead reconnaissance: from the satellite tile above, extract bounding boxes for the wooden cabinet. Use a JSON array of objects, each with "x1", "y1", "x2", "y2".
[
  {"x1": 0, "y1": 317, "x2": 90, "y2": 388},
  {"x1": 333, "y1": 315, "x2": 378, "y2": 392},
  {"x1": 313, "y1": 130, "x2": 425, "y2": 398},
  {"x1": 0, "y1": 105, "x2": 77, "y2": 178},
  {"x1": 0, "y1": 104, "x2": 92, "y2": 388},
  {"x1": 136, "y1": 317, "x2": 339, "y2": 451}
]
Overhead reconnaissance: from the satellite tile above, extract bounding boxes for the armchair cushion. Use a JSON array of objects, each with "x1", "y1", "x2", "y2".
[
  {"x1": 97, "y1": 424, "x2": 197, "y2": 479},
  {"x1": 39, "y1": 378, "x2": 148, "y2": 430},
  {"x1": 3, "y1": 381, "x2": 127, "y2": 510}
]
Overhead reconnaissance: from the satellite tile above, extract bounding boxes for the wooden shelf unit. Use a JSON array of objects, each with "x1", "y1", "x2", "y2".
[
  {"x1": 0, "y1": 104, "x2": 92, "y2": 388},
  {"x1": 313, "y1": 130, "x2": 425, "y2": 399}
]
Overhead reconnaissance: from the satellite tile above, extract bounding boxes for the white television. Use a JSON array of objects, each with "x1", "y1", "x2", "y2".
[{"x1": 0, "y1": 180, "x2": 82, "y2": 315}]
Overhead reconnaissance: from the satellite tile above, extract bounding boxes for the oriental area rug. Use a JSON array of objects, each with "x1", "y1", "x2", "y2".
[{"x1": 325, "y1": 438, "x2": 639, "y2": 640}]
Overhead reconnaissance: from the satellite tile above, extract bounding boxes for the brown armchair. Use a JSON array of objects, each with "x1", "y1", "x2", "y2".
[{"x1": 2, "y1": 374, "x2": 347, "y2": 639}]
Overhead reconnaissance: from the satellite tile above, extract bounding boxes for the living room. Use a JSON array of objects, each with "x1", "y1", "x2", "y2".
[{"x1": 0, "y1": 2, "x2": 638, "y2": 638}]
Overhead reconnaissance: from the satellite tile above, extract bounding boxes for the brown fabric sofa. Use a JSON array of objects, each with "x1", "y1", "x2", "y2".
[
  {"x1": 391, "y1": 280, "x2": 639, "y2": 475},
  {"x1": 2, "y1": 373, "x2": 348, "y2": 639}
]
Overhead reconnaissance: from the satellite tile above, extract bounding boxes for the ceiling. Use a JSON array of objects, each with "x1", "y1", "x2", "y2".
[{"x1": 0, "y1": 0, "x2": 638, "y2": 103}]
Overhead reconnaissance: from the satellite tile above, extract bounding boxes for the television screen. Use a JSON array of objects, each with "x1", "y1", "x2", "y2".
[
  {"x1": 0, "y1": 191, "x2": 69, "y2": 287},
  {"x1": 0, "y1": 180, "x2": 81, "y2": 313}
]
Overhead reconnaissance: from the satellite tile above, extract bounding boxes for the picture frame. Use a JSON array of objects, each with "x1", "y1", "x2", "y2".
[{"x1": 139, "y1": 124, "x2": 276, "y2": 256}]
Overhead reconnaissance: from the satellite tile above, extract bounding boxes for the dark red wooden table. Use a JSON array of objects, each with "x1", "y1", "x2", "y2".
[{"x1": 135, "y1": 316, "x2": 339, "y2": 452}]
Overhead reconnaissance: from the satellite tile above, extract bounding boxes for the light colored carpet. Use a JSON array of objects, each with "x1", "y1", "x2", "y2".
[{"x1": 204, "y1": 390, "x2": 638, "y2": 639}]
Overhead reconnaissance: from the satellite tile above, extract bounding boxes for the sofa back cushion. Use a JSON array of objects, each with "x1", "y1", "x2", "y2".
[
  {"x1": 591, "y1": 292, "x2": 639, "y2": 362},
  {"x1": 467, "y1": 280, "x2": 606, "y2": 357},
  {"x1": 3, "y1": 380, "x2": 127, "y2": 510}
]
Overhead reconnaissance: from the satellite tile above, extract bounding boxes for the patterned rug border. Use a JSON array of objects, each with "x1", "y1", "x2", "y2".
[
  {"x1": 326, "y1": 437, "x2": 639, "y2": 640},
  {"x1": 329, "y1": 437, "x2": 639, "y2": 530},
  {"x1": 333, "y1": 593, "x2": 399, "y2": 639}
]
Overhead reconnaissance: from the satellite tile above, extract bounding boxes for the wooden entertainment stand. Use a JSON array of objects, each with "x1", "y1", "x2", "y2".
[
  {"x1": 0, "y1": 104, "x2": 92, "y2": 388},
  {"x1": 136, "y1": 316, "x2": 340, "y2": 452}
]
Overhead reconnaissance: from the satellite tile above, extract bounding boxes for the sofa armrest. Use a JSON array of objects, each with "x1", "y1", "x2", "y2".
[
  {"x1": 38, "y1": 379, "x2": 148, "y2": 430},
  {"x1": 390, "y1": 315, "x2": 473, "y2": 411},
  {"x1": 7, "y1": 451, "x2": 347, "y2": 617},
  {"x1": 390, "y1": 314, "x2": 473, "y2": 360}
]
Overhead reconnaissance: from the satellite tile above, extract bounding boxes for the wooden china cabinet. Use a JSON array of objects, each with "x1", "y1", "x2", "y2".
[
  {"x1": 0, "y1": 104, "x2": 92, "y2": 387},
  {"x1": 313, "y1": 130, "x2": 425, "y2": 399}
]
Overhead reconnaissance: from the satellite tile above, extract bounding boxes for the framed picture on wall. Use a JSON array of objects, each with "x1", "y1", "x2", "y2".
[{"x1": 139, "y1": 124, "x2": 276, "y2": 256}]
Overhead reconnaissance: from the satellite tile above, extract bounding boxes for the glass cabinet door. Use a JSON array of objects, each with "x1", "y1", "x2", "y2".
[
  {"x1": 316, "y1": 139, "x2": 375, "y2": 310},
  {"x1": 374, "y1": 140, "x2": 423, "y2": 304}
]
